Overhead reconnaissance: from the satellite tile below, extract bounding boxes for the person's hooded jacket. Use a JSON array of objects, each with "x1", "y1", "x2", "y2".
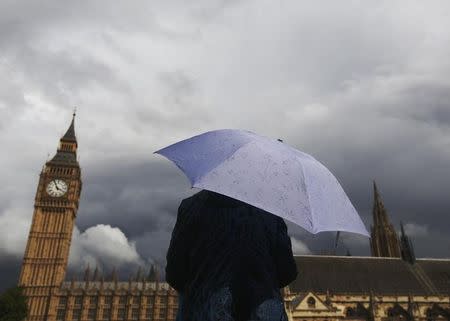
[{"x1": 165, "y1": 190, "x2": 298, "y2": 321}]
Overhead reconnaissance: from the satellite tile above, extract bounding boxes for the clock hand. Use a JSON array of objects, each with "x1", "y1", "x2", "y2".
[{"x1": 54, "y1": 182, "x2": 60, "y2": 191}]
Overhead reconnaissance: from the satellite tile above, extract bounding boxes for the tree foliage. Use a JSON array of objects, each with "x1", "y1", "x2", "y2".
[{"x1": 0, "y1": 286, "x2": 28, "y2": 321}]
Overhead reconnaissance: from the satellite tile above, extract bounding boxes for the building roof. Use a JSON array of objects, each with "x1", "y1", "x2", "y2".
[
  {"x1": 416, "y1": 259, "x2": 450, "y2": 294},
  {"x1": 48, "y1": 151, "x2": 78, "y2": 165},
  {"x1": 291, "y1": 255, "x2": 450, "y2": 295}
]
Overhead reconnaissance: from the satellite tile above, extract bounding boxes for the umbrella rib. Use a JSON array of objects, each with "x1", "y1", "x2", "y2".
[{"x1": 297, "y1": 158, "x2": 316, "y2": 233}]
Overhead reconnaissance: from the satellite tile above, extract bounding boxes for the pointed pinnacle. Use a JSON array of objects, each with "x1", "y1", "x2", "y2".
[
  {"x1": 154, "y1": 265, "x2": 160, "y2": 283},
  {"x1": 373, "y1": 180, "x2": 381, "y2": 204},
  {"x1": 93, "y1": 265, "x2": 99, "y2": 281},
  {"x1": 372, "y1": 180, "x2": 389, "y2": 226},
  {"x1": 61, "y1": 112, "x2": 77, "y2": 142},
  {"x1": 135, "y1": 266, "x2": 142, "y2": 282},
  {"x1": 147, "y1": 265, "x2": 156, "y2": 281},
  {"x1": 111, "y1": 266, "x2": 118, "y2": 282},
  {"x1": 84, "y1": 263, "x2": 91, "y2": 282},
  {"x1": 400, "y1": 221, "x2": 406, "y2": 237}
]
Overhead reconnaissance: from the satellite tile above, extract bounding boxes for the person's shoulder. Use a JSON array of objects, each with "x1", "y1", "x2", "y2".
[
  {"x1": 247, "y1": 206, "x2": 282, "y2": 227},
  {"x1": 178, "y1": 190, "x2": 209, "y2": 214},
  {"x1": 257, "y1": 209, "x2": 286, "y2": 230}
]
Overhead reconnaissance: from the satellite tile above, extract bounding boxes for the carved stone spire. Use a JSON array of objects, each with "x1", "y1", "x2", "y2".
[
  {"x1": 373, "y1": 181, "x2": 389, "y2": 226},
  {"x1": 111, "y1": 266, "x2": 118, "y2": 283},
  {"x1": 154, "y1": 265, "x2": 160, "y2": 285},
  {"x1": 147, "y1": 265, "x2": 158, "y2": 282},
  {"x1": 370, "y1": 181, "x2": 401, "y2": 258},
  {"x1": 61, "y1": 110, "x2": 77, "y2": 143},
  {"x1": 400, "y1": 221, "x2": 416, "y2": 264},
  {"x1": 113, "y1": 267, "x2": 118, "y2": 290},
  {"x1": 93, "y1": 265, "x2": 99, "y2": 281},
  {"x1": 135, "y1": 266, "x2": 142, "y2": 282},
  {"x1": 48, "y1": 112, "x2": 79, "y2": 166},
  {"x1": 128, "y1": 275, "x2": 133, "y2": 288},
  {"x1": 84, "y1": 263, "x2": 91, "y2": 282}
]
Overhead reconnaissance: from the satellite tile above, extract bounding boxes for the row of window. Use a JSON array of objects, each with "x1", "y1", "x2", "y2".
[
  {"x1": 56, "y1": 307, "x2": 171, "y2": 321},
  {"x1": 59, "y1": 296, "x2": 176, "y2": 306},
  {"x1": 41, "y1": 207, "x2": 66, "y2": 213},
  {"x1": 48, "y1": 167, "x2": 77, "y2": 175},
  {"x1": 60, "y1": 143, "x2": 75, "y2": 152}
]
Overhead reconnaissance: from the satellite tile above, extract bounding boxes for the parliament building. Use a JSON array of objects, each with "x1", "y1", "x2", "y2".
[{"x1": 18, "y1": 116, "x2": 449, "y2": 321}]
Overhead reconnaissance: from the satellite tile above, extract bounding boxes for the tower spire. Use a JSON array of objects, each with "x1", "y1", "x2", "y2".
[
  {"x1": 111, "y1": 266, "x2": 118, "y2": 282},
  {"x1": 370, "y1": 181, "x2": 401, "y2": 258},
  {"x1": 400, "y1": 221, "x2": 416, "y2": 264},
  {"x1": 147, "y1": 264, "x2": 159, "y2": 282},
  {"x1": 61, "y1": 110, "x2": 77, "y2": 143},
  {"x1": 135, "y1": 266, "x2": 142, "y2": 282},
  {"x1": 48, "y1": 112, "x2": 79, "y2": 166},
  {"x1": 84, "y1": 263, "x2": 91, "y2": 282},
  {"x1": 93, "y1": 265, "x2": 99, "y2": 281},
  {"x1": 373, "y1": 180, "x2": 389, "y2": 226}
]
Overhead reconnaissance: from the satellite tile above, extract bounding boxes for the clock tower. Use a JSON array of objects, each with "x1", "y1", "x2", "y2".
[{"x1": 19, "y1": 112, "x2": 82, "y2": 321}]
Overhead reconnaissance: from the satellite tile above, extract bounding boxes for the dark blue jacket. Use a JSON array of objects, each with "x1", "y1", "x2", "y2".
[{"x1": 165, "y1": 190, "x2": 298, "y2": 321}]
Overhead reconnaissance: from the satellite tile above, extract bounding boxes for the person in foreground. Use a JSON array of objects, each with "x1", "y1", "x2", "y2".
[{"x1": 165, "y1": 190, "x2": 298, "y2": 321}]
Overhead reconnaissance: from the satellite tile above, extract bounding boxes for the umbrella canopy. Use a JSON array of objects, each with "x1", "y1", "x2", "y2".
[{"x1": 154, "y1": 129, "x2": 369, "y2": 237}]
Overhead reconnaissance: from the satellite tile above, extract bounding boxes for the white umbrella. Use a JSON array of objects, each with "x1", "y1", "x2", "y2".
[{"x1": 154, "y1": 129, "x2": 369, "y2": 237}]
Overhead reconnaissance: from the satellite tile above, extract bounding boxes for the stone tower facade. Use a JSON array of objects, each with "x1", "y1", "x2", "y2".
[
  {"x1": 370, "y1": 181, "x2": 401, "y2": 257},
  {"x1": 19, "y1": 113, "x2": 82, "y2": 321}
]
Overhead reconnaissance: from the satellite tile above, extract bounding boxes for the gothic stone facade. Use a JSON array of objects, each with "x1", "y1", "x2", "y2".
[
  {"x1": 18, "y1": 116, "x2": 450, "y2": 321},
  {"x1": 48, "y1": 282, "x2": 178, "y2": 321},
  {"x1": 284, "y1": 255, "x2": 450, "y2": 321}
]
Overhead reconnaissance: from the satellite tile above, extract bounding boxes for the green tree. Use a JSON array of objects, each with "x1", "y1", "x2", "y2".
[{"x1": 0, "y1": 286, "x2": 28, "y2": 321}]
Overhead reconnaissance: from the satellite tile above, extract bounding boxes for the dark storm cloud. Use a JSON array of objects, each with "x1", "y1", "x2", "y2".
[
  {"x1": 0, "y1": 254, "x2": 21, "y2": 291},
  {"x1": 391, "y1": 83, "x2": 450, "y2": 127},
  {"x1": 76, "y1": 159, "x2": 196, "y2": 237},
  {"x1": 9, "y1": 46, "x2": 129, "y2": 107},
  {"x1": 127, "y1": 70, "x2": 213, "y2": 135}
]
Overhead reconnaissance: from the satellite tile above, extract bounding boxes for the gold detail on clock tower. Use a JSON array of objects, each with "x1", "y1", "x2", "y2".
[{"x1": 19, "y1": 112, "x2": 82, "y2": 321}]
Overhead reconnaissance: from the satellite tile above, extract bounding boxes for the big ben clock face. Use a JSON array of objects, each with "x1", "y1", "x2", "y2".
[{"x1": 46, "y1": 179, "x2": 68, "y2": 197}]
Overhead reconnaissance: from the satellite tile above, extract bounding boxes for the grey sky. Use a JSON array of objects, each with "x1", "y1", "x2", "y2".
[{"x1": 1, "y1": 1, "x2": 450, "y2": 292}]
